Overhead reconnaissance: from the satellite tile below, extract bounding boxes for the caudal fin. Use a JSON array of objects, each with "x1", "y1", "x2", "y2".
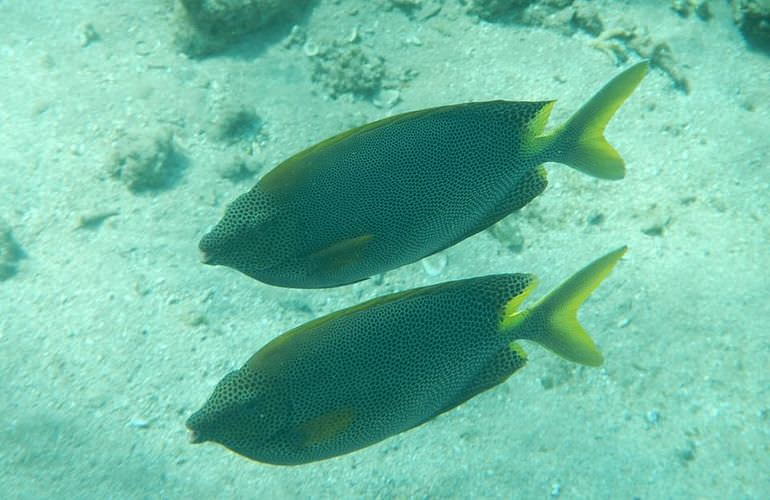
[
  {"x1": 544, "y1": 61, "x2": 649, "y2": 180},
  {"x1": 500, "y1": 247, "x2": 627, "y2": 366}
]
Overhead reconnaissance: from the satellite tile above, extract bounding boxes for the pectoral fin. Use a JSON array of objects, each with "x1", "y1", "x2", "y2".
[
  {"x1": 298, "y1": 407, "x2": 356, "y2": 447},
  {"x1": 306, "y1": 234, "x2": 375, "y2": 273}
]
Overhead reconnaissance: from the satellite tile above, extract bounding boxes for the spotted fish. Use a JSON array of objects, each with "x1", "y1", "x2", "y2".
[
  {"x1": 187, "y1": 247, "x2": 627, "y2": 465},
  {"x1": 199, "y1": 62, "x2": 647, "y2": 288}
]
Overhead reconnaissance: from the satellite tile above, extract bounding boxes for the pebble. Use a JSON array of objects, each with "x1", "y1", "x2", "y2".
[
  {"x1": 645, "y1": 410, "x2": 661, "y2": 425},
  {"x1": 129, "y1": 418, "x2": 150, "y2": 429},
  {"x1": 421, "y1": 253, "x2": 447, "y2": 276},
  {"x1": 374, "y1": 89, "x2": 401, "y2": 108},
  {"x1": 303, "y1": 40, "x2": 320, "y2": 57},
  {"x1": 77, "y1": 22, "x2": 100, "y2": 47}
]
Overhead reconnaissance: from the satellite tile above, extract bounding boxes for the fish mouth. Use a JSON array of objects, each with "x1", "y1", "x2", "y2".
[
  {"x1": 186, "y1": 414, "x2": 208, "y2": 444},
  {"x1": 188, "y1": 428, "x2": 206, "y2": 444},
  {"x1": 198, "y1": 232, "x2": 220, "y2": 265},
  {"x1": 199, "y1": 248, "x2": 216, "y2": 265},
  {"x1": 198, "y1": 224, "x2": 221, "y2": 265}
]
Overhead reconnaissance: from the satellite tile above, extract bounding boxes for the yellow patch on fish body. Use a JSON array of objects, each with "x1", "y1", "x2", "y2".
[
  {"x1": 199, "y1": 62, "x2": 648, "y2": 288},
  {"x1": 187, "y1": 247, "x2": 627, "y2": 465}
]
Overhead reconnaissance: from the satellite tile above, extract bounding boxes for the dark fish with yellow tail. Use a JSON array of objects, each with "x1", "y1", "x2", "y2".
[
  {"x1": 200, "y1": 62, "x2": 647, "y2": 288},
  {"x1": 187, "y1": 247, "x2": 627, "y2": 465}
]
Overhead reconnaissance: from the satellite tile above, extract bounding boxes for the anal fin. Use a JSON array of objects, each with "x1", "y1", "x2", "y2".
[
  {"x1": 429, "y1": 343, "x2": 528, "y2": 421},
  {"x1": 429, "y1": 166, "x2": 549, "y2": 258},
  {"x1": 496, "y1": 165, "x2": 548, "y2": 217},
  {"x1": 482, "y1": 165, "x2": 549, "y2": 239}
]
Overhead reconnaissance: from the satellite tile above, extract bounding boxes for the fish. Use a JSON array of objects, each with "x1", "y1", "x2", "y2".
[
  {"x1": 199, "y1": 62, "x2": 647, "y2": 288},
  {"x1": 187, "y1": 246, "x2": 627, "y2": 465}
]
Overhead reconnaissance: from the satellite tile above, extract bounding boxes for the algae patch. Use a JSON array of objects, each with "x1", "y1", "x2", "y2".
[
  {"x1": 732, "y1": 0, "x2": 770, "y2": 50},
  {"x1": 108, "y1": 128, "x2": 186, "y2": 193},
  {"x1": 174, "y1": 0, "x2": 313, "y2": 57},
  {"x1": 311, "y1": 42, "x2": 386, "y2": 99}
]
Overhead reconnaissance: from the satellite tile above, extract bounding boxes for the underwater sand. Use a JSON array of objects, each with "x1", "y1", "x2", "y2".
[{"x1": 0, "y1": 0, "x2": 768, "y2": 498}]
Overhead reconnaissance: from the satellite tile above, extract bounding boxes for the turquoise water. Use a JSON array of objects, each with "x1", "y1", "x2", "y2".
[{"x1": 1, "y1": 0, "x2": 768, "y2": 498}]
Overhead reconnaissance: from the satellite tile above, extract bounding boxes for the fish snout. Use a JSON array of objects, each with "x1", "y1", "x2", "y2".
[
  {"x1": 188, "y1": 428, "x2": 206, "y2": 444},
  {"x1": 198, "y1": 226, "x2": 223, "y2": 265},
  {"x1": 199, "y1": 248, "x2": 217, "y2": 265}
]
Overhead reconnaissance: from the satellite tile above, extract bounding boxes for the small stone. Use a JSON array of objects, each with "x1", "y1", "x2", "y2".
[
  {"x1": 540, "y1": 364, "x2": 573, "y2": 390},
  {"x1": 672, "y1": 0, "x2": 712, "y2": 20},
  {"x1": 76, "y1": 211, "x2": 119, "y2": 230},
  {"x1": 390, "y1": 0, "x2": 422, "y2": 10},
  {"x1": 217, "y1": 154, "x2": 262, "y2": 182},
  {"x1": 373, "y1": 89, "x2": 401, "y2": 109},
  {"x1": 77, "y1": 22, "x2": 100, "y2": 47},
  {"x1": 303, "y1": 40, "x2": 320, "y2": 57},
  {"x1": 284, "y1": 25, "x2": 306, "y2": 49},
  {"x1": 347, "y1": 26, "x2": 360, "y2": 43},
  {"x1": 129, "y1": 418, "x2": 150, "y2": 429},
  {"x1": 587, "y1": 212, "x2": 605, "y2": 225},
  {"x1": 671, "y1": 0, "x2": 690, "y2": 17},
  {"x1": 467, "y1": 0, "x2": 531, "y2": 20},
  {"x1": 0, "y1": 218, "x2": 24, "y2": 280},
  {"x1": 641, "y1": 220, "x2": 669, "y2": 237},
  {"x1": 404, "y1": 34, "x2": 422, "y2": 46},
  {"x1": 421, "y1": 253, "x2": 448, "y2": 276},
  {"x1": 677, "y1": 439, "x2": 697, "y2": 463},
  {"x1": 279, "y1": 299, "x2": 314, "y2": 315},
  {"x1": 183, "y1": 311, "x2": 209, "y2": 327},
  {"x1": 645, "y1": 410, "x2": 661, "y2": 425},
  {"x1": 695, "y1": 1, "x2": 712, "y2": 20},
  {"x1": 639, "y1": 205, "x2": 672, "y2": 237},
  {"x1": 488, "y1": 217, "x2": 525, "y2": 253}
]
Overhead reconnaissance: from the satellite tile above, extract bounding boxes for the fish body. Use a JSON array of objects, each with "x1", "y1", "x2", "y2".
[
  {"x1": 187, "y1": 247, "x2": 627, "y2": 465},
  {"x1": 199, "y1": 62, "x2": 647, "y2": 288}
]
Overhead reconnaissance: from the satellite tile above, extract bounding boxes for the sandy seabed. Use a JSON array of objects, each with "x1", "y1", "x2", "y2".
[{"x1": 0, "y1": 0, "x2": 768, "y2": 498}]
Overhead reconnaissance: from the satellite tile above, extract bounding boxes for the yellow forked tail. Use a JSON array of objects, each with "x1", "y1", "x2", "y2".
[
  {"x1": 500, "y1": 247, "x2": 627, "y2": 366},
  {"x1": 541, "y1": 61, "x2": 649, "y2": 180}
]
